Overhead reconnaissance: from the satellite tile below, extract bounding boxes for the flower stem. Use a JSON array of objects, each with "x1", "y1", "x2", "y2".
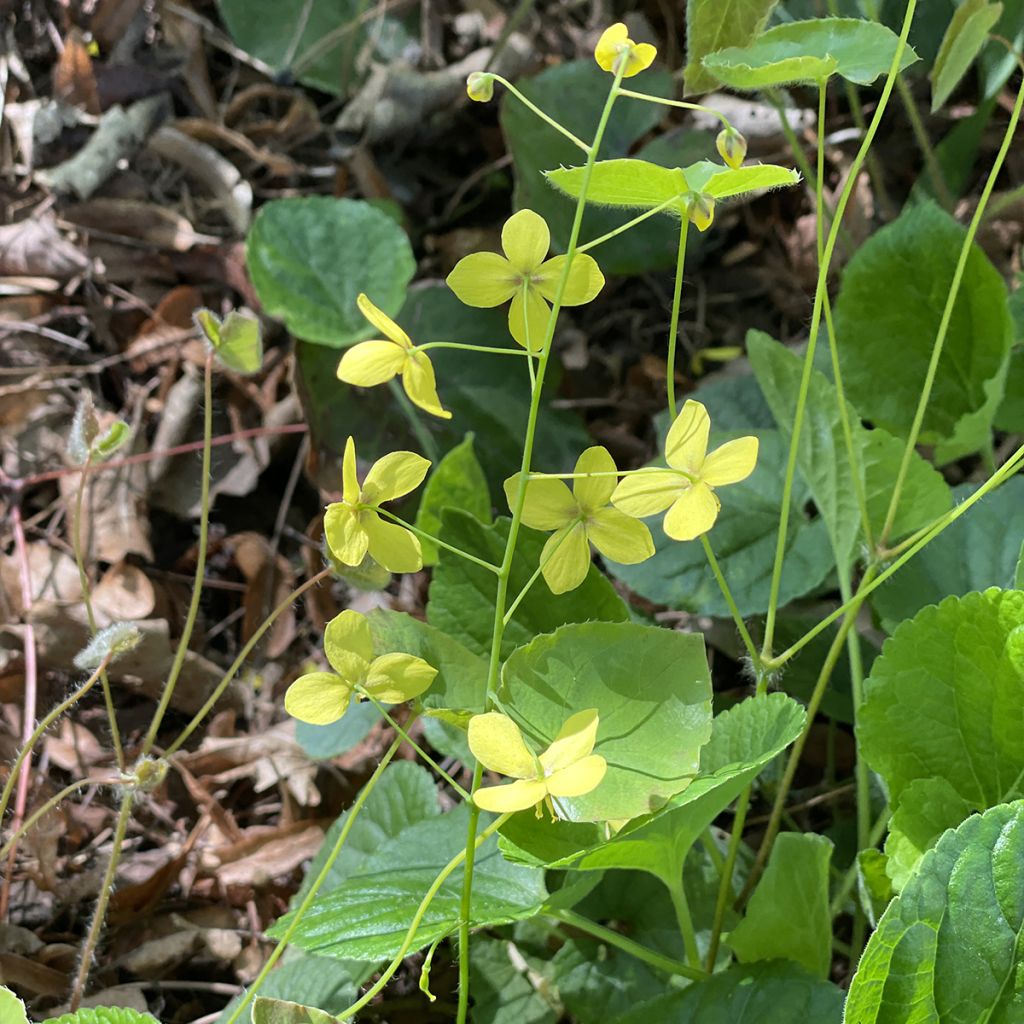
[
  {"x1": 0, "y1": 777, "x2": 100, "y2": 860},
  {"x1": 418, "y1": 341, "x2": 533, "y2": 357},
  {"x1": 667, "y1": 874, "x2": 701, "y2": 968},
  {"x1": 705, "y1": 787, "x2": 751, "y2": 970},
  {"x1": 491, "y1": 75, "x2": 591, "y2": 152},
  {"x1": 376, "y1": 509, "x2": 501, "y2": 575},
  {"x1": 617, "y1": 89, "x2": 733, "y2": 130},
  {"x1": 700, "y1": 536, "x2": 758, "y2": 664},
  {"x1": 666, "y1": 217, "x2": 690, "y2": 420},
  {"x1": 577, "y1": 194, "x2": 685, "y2": 253}
]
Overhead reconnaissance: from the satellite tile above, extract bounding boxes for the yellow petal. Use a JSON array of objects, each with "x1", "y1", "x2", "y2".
[
  {"x1": 624, "y1": 42, "x2": 657, "y2": 77},
  {"x1": 508, "y1": 286, "x2": 551, "y2": 353},
  {"x1": 546, "y1": 754, "x2": 607, "y2": 797},
  {"x1": 587, "y1": 507, "x2": 655, "y2": 565},
  {"x1": 702, "y1": 435, "x2": 759, "y2": 487},
  {"x1": 572, "y1": 445, "x2": 617, "y2": 512},
  {"x1": 504, "y1": 474, "x2": 577, "y2": 530},
  {"x1": 337, "y1": 340, "x2": 405, "y2": 387},
  {"x1": 363, "y1": 652, "x2": 437, "y2": 704},
  {"x1": 284, "y1": 672, "x2": 354, "y2": 725},
  {"x1": 501, "y1": 209, "x2": 550, "y2": 274},
  {"x1": 594, "y1": 23, "x2": 629, "y2": 73},
  {"x1": 665, "y1": 399, "x2": 710, "y2": 475},
  {"x1": 663, "y1": 481, "x2": 720, "y2": 541},
  {"x1": 611, "y1": 468, "x2": 685, "y2": 518},
  {"x1": 474, "y1": 778, "x2": 549, "y2": 814},
  {"x1": 535, "y1": 253, "x2": 605, "y2": 306},
  {"x1": 540, "y1": 709, "x2": 599, "y2": 772},
  {"x1": 468, "y1": 712, "x2": 538, "y2": 778},
  {"x1": 540, "y1": 522, "x2": 591, "y2": 595},
  {"x1": 446, "y1": 252, "x2": 518, "y2": 307},
  {"x1": 402, "y1": 350, "x2": 451, "y2": 420},
  {"x1": 361, "y1": 510, "x2": 423, "y2": 573},
  {"x1": 342, "y1": 436, "x2": 359, "y2": 504},
  {"x1": 362, "y1": 451, "x2": 431, "y2": 504},
  {"x1": 324, "y1": 608, "x2": 375, "y2": 665},
  {"x1": 356, "y1": 293, "x2": 411, "y2": 348},
  {"x1": 324, "y1": 503, "x2": 369, "y2": 566}
]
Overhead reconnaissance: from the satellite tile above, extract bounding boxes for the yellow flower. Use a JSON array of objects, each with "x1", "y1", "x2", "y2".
[
  {"x1": 504, "y1": 446, "x2": 654, "y2": 594},
  {"x1": 469, "y1": 709, "x2": 607, "y2": 817},
  {"x1": 466, "y1": 72, "x2": 494, "y2": 102},
  {"x1": 446, "y1": 209, "x2": 604, "y2": 353},
  {"x1": 716, "y1": 127, "x2": 748, "y2": 170},
  {"x1": 285, "y1": 609, "x2": 436, "y2": 724},
  {"x1": 337, "y1": 294, "x2": 451, "y2": 420},
  {"x1": 323, "y1": 437, "x2": 430, "y2": 573},
  {"x1": 686, "y1": 193, "x2": 716, "y2": 232},
  {"x1": 611, "y1": 400, "x2": 758, "y2": 541},
  {"x1": 594, "y1": 23, "x2": 657, "y2": 78}
]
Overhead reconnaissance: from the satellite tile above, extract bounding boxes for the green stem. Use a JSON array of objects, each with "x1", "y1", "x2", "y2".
[
  {"x1": 700, "y1": 536, "x2": 758, "y2": 664},
  {"x1": 165, "y1": 570, "x2": 331, "y2": 757},
  {"x1": 502, "y1": 521, "x2": 575, "y2": 625},
  {"x1": 667, "y1": 875, "x2": 701, "y2": 968},
  {"x1": 69, "y1": 789, "x2": 133, "y2": 1009},
  {"x1": 550, "y1": 909, "x2": 707, "y2": 981},
  {"x1": 577, "y1": 195, "x2": 685, "y2": 253},
  {"x1": 879, "y1": 70, "x2": 1024, "y2": 547},
  {"x1": 222, "y1": 734, "x2": 407, "y2": 1024},
  {"x1": 0, "y1": 655, "x2": 112, "y2": 824},
  {"x1": 417, "y1": 342, "x2": 533, "y2": 357},
  {"x1": 666, "y1": 217, "x2": 690, "y2": 419},
  {"x1": 491, "y1": 75, "x2": 590, "y2": 152},
  {"x1": 768, "y1": 89, "x2": 819, "y2": 199},
  {"x1": 705, "y1": 787, "x2": 751, "y2": 970},
  {"x1": 895, "y1": 74, "x2": 953, "y2": 210},
  {"x1": 377, "y1": 508, "x2": 501, "y2": 575},
  {"x1": 142, "y1": 354, "x2": 214, "y2": 755},
  {"x1": 760, "y1": 0, "x2": 917, "y2": 661},
  {"x1": 617, "y1": 89, "x2": 733, "y2": 129},
  {"x1": 0, "y1": 777, "x2": 98, "y2": 859}
]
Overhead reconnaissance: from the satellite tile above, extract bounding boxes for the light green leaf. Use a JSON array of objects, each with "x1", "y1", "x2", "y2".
[
  {"x1": 93, "y1": 419, "x2": 132, "y2": 460},
  {"x1": 268, "y1": 803, "x2": 546, "y2": 960},
  {"x1": 835, "y1": 202, "x2": 1012, "y2": 451},
  {"x1": 0, "y1": 987, "x2": 28, "y2": 1024},
  {"x1": 615, "y1": 961, "x2": 843, "y2": 1023},
  {"x1": 606, "y1": 430, "x2": 833, "y2": 617},
  {"x1": 860, "y1": 589, "x2": 1024, "y2": 882},
  {"x1": 247, "y1": 198, "x2": 414, "y2": 348},
  {"x1": 251, "y1": 996, "x2": 340, "y2": 1024},
  {"x1": 870, "y1": 479, "x2": 1024, "y2": 631},
  {"x1": 498, "y1": 621, "x2": 713, "y2": 822},
  {"x1": 702, "y1": 18, "x2": 920, "y2": 89},
  {"x1": 727, "y1": 833, "x2": 833, "y2": 978},
  {"x1": 931, "y1": 0, "x2": 1004, "y2": 111},
  {"x1": 702, "y1": 163, "x2": 801, "y2": 198},
  {"x1": 196, "y1": 308, "x2": 264, "y2": 373},
  {"x1": 845, "y1": 801, "x2": 1024, "y2": 1022},
  {"x1": 856, "y1": 848, "x2": 894, "y2": 928},
  {"x1": 42, "y1": 1011, "x2": 160, "y2": 1024},
  {"x1": 428, "y1": 512, "x2": 628, "y2": 664},
  {"x1": 684, "y1": 0, "x2": 780, "y2": 94},
  {"x1": 414, "y1": 434, "x2": 490, "y2": 565}
]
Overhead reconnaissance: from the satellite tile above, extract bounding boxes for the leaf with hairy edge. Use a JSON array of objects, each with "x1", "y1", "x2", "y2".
[
  {"x1": 931, "y1": 0, "x2": 1004, "y2": 111},
  {"x1": 684, "y1": 0, "x2": 780, "y2": 94},
  {"x1": 42, "y1": 1011, "x2": 160, "y2": 1024}
]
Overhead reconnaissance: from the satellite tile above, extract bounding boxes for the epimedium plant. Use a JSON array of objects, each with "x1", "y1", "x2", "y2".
[{"x1": 5, "y1": 4, "x2": 1024, "y2": 1024}]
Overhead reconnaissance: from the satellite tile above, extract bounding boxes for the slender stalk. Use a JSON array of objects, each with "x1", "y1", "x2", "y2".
[
  {"x1": 142, "y1": 354, "x2": 215, "y2": 755},
  {"x1": 488, "y1": 76, "x2": 590, "y2": 151},
  {"x1": 222, "y1": 734, "x2": 406, "y2": 1024},
  {"x1": 502, "y1": 524, "x2": 574, "y2": 626},
  {"x1": 665, "y1": 217, "x2": 690, "y2": 419},
  {"x1": 760, "y1": 0, "x2": 918, "y2": 660},
  {"x1": 165, "y1": 569, "x2": 332, "y2": 757},
  {"x1": 768, "y1": 89, "x2": 819, "y2": 199},
  {"x1": 700, "y1": 536, "x2": 758, "y2": 664},
  {"x1": 417, "y1": 342, "x2": 532, "y2": 357},
  {"x1": 705, "y1": 787, "x2": 751, "y2": 970},
  {"x1": 617, "y1": 89, "x2": 733, "y2": 129},
  {"x1": 377, "y1": 509, "x2": 501, "y2": 575},
  {"x1": 667, "y1": 875, "x2": 701, "y2": 968},
  {"x1": 577, "y1": 195, "x2": 685, "y2": 253},
  {"x1": 879, "y1": 71, "x2": 1024, "y2": 547},
  {"x1": 550, "y1": 909, "x2": 707, "y2": 980},
  {"x1": 0, "y1": 778, "x2": 99, "y2": 860},
  {"x1": 69, "y1": 789, "x2": 133, "y2": 1009},
  {"x1": 895, "y1": 74, "x2": 953, "y2": 209}
]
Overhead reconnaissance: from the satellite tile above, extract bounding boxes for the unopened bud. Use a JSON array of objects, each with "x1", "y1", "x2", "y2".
[
  {"x1": 687, "y1": 193, "x2": 716, "y2": 232},
  {"x1": 716, "y1": 126, "x2": 747, "y2": 170},
  {"x1": 74, "y1": 621, "x2": 142, "y2": 670},
  {"x1": 467, "y1": 72, "x2": 495, "y2": 103}
]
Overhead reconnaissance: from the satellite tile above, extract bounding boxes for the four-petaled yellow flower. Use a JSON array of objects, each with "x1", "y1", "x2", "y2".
[
  {"x1": 594, "y1": 23, "x2": 657, "y2": 78},
  {"x1": 324, "y1": 437, "x2": 430, "y2": 574},
  {"x1": 337, "y1": 293, "x2": 451, "y2": 420},
  {"x1": 446, "y1": 209, "x2": 604, "y2": 353},
  {"x1": 285, "y1": 610, "x2": 436, "y2": 725},
  {"x1": 505, "y1": 446, "x2": 654, "y2": 594},
  {"x1": 469, "y1": 709, "x2": 607, "y2": 817},
  {"x1": 612, "y1": 399, "x2": 758, "y2": 541}
]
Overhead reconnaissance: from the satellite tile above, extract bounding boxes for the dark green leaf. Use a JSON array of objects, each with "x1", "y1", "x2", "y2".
[
  {"x1": 931, "y1": 0, "x2": 1004, "y2": 111},
  {"x1": 469, "y1": 936, "x2": 561, "y2": 1024},
  {"x1": 295, "y1": 703, "x2": 379, "y2": 760},
  {"x1": 684, "y1": 0, "x2": 780, "y2": 94}
]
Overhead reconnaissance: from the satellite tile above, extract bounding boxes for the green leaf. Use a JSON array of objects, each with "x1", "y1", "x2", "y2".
[
  {"x1": 501, "y1": 60, "x2": 704, "y2": 275},
  {"x1": 42, "y1": 1011, "x2": 160, "y2": 1024},
  {"x1": 414, "y1": 434, "x2": 490, "y2": 565},
  {"x1": 835, "y1": 202, "x2": 1012, "y2": 451},
  {"x1": 859, "y1": 589, "x2": 1024, "y2": 884},
  {"x1": 870, "y1": 478, "x2": 1024, "y2": 631},
  {"x1": 1017, "y1": 539, "x2": 1024, "y2": 589},
  {"x1": 994, "y1": 348, "x2": 1024, "y2": 431},
  {"x1": 93, "y1": 419, "x2": 132, "y2": 460},
  {"x1": 856, "y1": 847, "x2": 895, "y2": 928},
  {"x1": 614, "y1": 961, "x2": 844, "y2": 1023},
  {"x1": 931, "y1": 0, "x2": 1004, "y2": 111},
  {"x1": 427, "y1": 512, "x2": 628, "y2": 664},
  {"x1": 251, "y1": 997, "x2": 340, "y2": 1024},
  {"x1": 845, "y1": 801, "x2": 1024, "y2": 1022},
  {"x1": 0, "y1": 987, "x2": 28, "y2": 1024},
  {"x1": 247, "y1": 197, "x2": 414, "y2": 348},
  {"x1": 701, "y1": 164, "x2": 802, "y2": 198},
  {"x1": 498, "y1": 621, "x2": 713, "y2": 822},
  {"x1": 268, "y1": 803, "x2": 546, "y2": 961},
  {"x1": 295, "y1": 702, "x2": 378, "y2": 760},
  {"x1": 368, "y1": 609, "x2": 488, "y2": 712},
  {"x1": 607, "y1": 430, "x2": 834, "y2": 617},
  {"x1": 684, "y1": 0, "x2": 780, "y2": 94},
  {"x1": 702, "y1": 18, "x2": 920, "y2": 88},
  {"x1": 469, "y1": 935, "x2": 561, "y2": 1024},
  {"x1": 195, "y1": 308, "x2": 264, "y2": 373},
  {"x1": 727, "y1": 833, "x2": 833, "y2": 978}
]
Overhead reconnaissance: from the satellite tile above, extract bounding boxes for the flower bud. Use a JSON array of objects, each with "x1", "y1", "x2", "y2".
[
  {"x1": 716, "y1": 126, "x2": 747, "y2": 170},
  {"x1": 466, "y1": 72, "x2": 494, "y2": 103},
  {"x1": 687, "y1": 193, "x2": 716, "y2": 233}
]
